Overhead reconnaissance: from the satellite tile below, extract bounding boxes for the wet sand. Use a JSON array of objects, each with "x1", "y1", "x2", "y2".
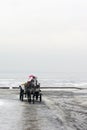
[{"x1": 0, "y1": 88, "x2": 87, "y2": 130}]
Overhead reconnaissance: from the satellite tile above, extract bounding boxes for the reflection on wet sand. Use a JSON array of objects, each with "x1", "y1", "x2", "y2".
[
  {"x1": 21, "y1": 103, "x2": 40, "y2": 130},
  {"x1": 0, "y1": 89, "x2": 87, "y2": 130}
]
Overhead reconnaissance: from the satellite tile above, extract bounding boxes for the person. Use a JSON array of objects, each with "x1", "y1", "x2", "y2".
[{"x1": 19, "y1": 84, "x2": 25, "y2": 100}]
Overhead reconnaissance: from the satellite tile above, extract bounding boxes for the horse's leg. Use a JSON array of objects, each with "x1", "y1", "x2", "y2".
[
  {"x1": 33, "y1": 93, "x2": 35, "y2": 104},
  {"x1": 27, "y1": 90, "x2": 31, "y2": 103}
]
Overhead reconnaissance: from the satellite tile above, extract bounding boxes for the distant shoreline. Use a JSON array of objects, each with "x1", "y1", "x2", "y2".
[{"x1": 0, "y1": 86, "x2": 84, "y2": 90}]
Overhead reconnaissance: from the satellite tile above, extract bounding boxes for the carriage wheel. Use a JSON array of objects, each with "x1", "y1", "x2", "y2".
[{"x1": 36, "y1": 92, "x2": 38, "y2": 100}]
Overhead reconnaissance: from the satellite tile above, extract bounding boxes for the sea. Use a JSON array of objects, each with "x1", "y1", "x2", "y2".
[{"x1": 0, "y1": 72, "x2": 87, "y2": 88}]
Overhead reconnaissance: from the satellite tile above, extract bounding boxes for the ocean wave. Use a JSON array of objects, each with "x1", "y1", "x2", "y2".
[{"x1": 0, "y1": 78, "x2": 87, "y2": 88}]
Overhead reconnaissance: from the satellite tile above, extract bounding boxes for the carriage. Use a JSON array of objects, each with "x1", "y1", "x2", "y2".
[{"x1": 19, "y1": 76, "x2": 42, "y2": 104}]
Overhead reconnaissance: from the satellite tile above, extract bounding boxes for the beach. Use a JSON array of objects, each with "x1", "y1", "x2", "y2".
[
  {"x1": 0, "y1": 0, "x2": 87, "y2": 129},
  {"x1": 0, "y1": 88, "x2": 87, "y2": 130}
]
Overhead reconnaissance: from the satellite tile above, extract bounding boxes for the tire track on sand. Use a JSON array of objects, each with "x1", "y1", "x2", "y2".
[{"x1": 43, "y1": 96, "x2": 74, "y2": 130}]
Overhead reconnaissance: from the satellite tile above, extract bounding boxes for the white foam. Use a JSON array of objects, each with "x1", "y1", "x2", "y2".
[{"x1": 0, "y1": 73, "x2": 87, "y2": 88}]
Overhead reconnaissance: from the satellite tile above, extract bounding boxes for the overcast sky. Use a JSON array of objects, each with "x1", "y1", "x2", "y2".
[{"x1": 0, "y1": 0, "x2": 87, "y2": 73}]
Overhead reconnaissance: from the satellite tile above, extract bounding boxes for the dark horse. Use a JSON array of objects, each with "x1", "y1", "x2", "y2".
[{"x1": 25, "y1": 80, "x2": 35, "y2": 103}]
